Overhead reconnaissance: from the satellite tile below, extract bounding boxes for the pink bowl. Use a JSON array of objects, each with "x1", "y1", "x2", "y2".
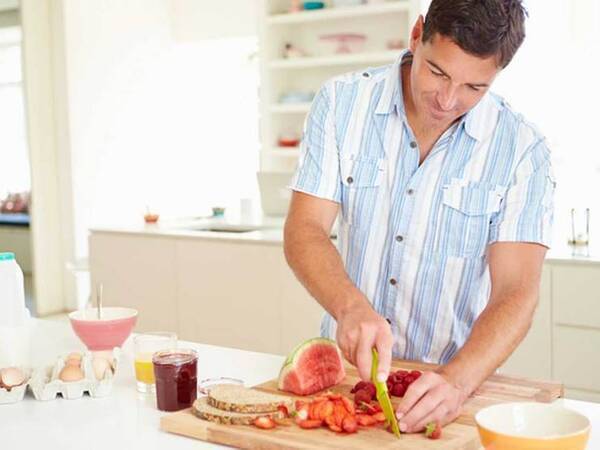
[{"x1": 69, "y1": 307, "x2": 138, "y2": 351}]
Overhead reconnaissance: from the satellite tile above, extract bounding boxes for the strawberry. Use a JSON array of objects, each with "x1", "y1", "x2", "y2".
[
  {"x1": 277, "y1": 404, "x2": 289, "y2": 418},
  {"x1": 298, "y1": 419, "x2": 323, "y2": 429},
  {"x1": 410, "y1": 370, "x2": 422, "y2": 378},
  {"x1": 296, "y1": 404, "x2": 309, "y2": 421},
  {"x1": 372, "y1": 412, "x2": 387, "y2": 423},
  {"x1": 358, "y1": 401, "x2": 377, "y2": 415},
  {"x1": 342, "y1": 415, "x2": 358, "y2": 433},
  {"x1": 354, "y1": 388, "x2": 372, "y2": 406},
  {"x1": 390, "y1": 383, "x2": 406, "y2": 397},
  {"x1": 340, "y1": 396, "x2": 356, "y2": 415},
  {"x1": 425, "y1": 421, "x2": 442, "y2": 439},
  {"x1": 319, "y1": 401, "x2": 334, "y2": 421},
  {"x1": 356, "y1": 414, "x2": 377, "y2": 427},
  {"x1": 253, "y1": 417, "x2": 276, "y2": 430}
]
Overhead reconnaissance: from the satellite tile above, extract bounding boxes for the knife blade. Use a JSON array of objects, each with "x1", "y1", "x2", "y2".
[{"x1": 371, "y1": 348, "x2": 401, "y2": 438}]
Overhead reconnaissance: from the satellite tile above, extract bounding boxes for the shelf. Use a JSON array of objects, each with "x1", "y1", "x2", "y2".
[
  {"x1": 269, "y1": 103, "x2": 311, "y2": 114},
  {"x1": 266, "y1": 1, "x2": 410, "y2": 25},
  {"x1": 269, "y1": 50, "x2": 399, "y2": 69}
]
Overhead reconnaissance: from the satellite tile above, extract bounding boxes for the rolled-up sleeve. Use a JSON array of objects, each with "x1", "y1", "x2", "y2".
[
  {"x1": 289, "y1": 81, "x2": 341, "y2": 203},
  {"x1": 488, "y1": 139, "x2": 555, "y2": 248}
]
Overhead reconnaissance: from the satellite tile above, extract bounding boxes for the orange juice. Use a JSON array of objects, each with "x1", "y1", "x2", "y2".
[{"x1": 135, "y1": 356, "x2": 155, "y2": 384}]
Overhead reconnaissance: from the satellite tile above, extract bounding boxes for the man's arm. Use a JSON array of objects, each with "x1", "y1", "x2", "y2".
[
  {"x1": 395, "y1": 241, "x2": 546, "y2": 432},
  {"x1": 284, "y1": 191, "x2": 393, "y2": 381}
]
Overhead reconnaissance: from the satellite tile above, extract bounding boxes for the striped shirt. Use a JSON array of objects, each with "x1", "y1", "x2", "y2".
[{"x1": 290, "y1": 49, "x2": 555, "y2": 364}]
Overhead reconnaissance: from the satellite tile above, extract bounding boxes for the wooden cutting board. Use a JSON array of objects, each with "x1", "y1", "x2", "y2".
[{"x1": 160, "y1": 359, "x2": 563, "y2": 449}]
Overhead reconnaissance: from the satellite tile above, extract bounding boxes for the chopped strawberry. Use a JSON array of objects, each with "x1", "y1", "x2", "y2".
[
  {"x1": 328, "y1": 423, "x2": 343, "y2": 433},
  {"x1": 253, "y1": 417, "x2": 276, "y2": 429},
  {"x1": 295, "y1": 400, "x2": 306, "y2": 410},
  {"x1": 425, "y1": 421, "x2": 442, "y2": 439},
  {"x1": 372, "y1": 412, "x2": 387, "y2": 423},
  {"x1": 358, "y1": 401, "x2": 377, "y2": 415},
  {"x1": 296, "y1": 404, "x2": 309, "y2": 421},
  {"x1": 340, "y1": 396, "x2": 356, "y2": 415},
  {"x1": 356, "y1": 414, "x2": 377, "y2": 427},
  {"x1": 298, "y1": 419, "x2": 323, "y2": 429},
  {"x1": 354, "y1": 388, "x2": 372, "y2": 406},
  {"x1": 333, "y1": 403, "x2": 348, "y2": 428},
  {"x1": 319, "y1": 400, "x2": 334, "y2": 421},
  {"x1": 326, "y1": 392, "x2": 342, "y2": 400},
  {"x1": 277, "y1": 404, "x2": 289, "y2": 418},
  {"x1": 342, "y1": 415, "x2": 358, "y2": 433}
]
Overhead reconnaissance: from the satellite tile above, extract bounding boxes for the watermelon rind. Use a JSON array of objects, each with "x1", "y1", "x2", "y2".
[{"x1": 277, "y1": 337, "x2": 343, "y2": 391}]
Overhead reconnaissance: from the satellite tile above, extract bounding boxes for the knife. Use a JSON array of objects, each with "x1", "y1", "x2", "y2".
[{"x1": 371, "y1": 348, "x2": 401, "y2": 438}]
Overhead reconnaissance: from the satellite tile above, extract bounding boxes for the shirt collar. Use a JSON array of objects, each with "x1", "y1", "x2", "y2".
[
  {"x1": 375, "y1": 49, "x2": 501, "y2": 142},
  {"x1": 375, "y1": 49, "x2": 411, "y2": 116}
]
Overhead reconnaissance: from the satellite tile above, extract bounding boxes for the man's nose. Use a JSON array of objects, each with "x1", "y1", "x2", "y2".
[{"x1": 437, "y1": 83, "x2": 459, "y2": 111}]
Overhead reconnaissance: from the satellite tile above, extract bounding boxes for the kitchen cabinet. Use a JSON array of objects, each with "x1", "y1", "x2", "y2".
[
  {"x1": 499, "y1": 266, "x2": 552, "y2": 380},
  {"x1": 89, "y1": 232, "x2": 324, "y2": 355}
]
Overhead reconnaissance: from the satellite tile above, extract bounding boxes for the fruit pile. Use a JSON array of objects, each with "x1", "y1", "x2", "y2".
[
  {"x1": 350, "y1": 369, "x2": 422, "y2": 404},
  {"x1": 252, "y1": 391, "x2": 386, "y2": 433}
]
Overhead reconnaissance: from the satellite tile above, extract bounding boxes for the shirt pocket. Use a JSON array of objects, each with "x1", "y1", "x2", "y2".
[
  {"x1": 435, "y1": 180, "x2": 505, "y2": 258},
  {"x1": 339, "y1": 156, "x2": 386, "y2": 227}
]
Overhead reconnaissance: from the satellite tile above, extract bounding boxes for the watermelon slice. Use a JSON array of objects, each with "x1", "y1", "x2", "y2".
[{"x1": 278, "y1": 337, "x2": 346, "y2": 396}]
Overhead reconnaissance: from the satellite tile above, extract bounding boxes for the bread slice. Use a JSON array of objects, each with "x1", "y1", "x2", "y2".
[
  {"x1": 207, "y1": 384, "x2": 293, "y2": 414},
  {"x1": 193, "y1": 397, "x2": 285, "y2": 425}
]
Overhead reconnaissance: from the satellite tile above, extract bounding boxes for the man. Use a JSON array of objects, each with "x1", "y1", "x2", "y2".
[{"x1": 284, "y1": 0, "x2": 554, "y2": 433}]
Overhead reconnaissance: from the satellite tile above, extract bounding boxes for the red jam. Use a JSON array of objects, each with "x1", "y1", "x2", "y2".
[{"x1": 152, "y1": 349, "x2": 197, "y2": 412}]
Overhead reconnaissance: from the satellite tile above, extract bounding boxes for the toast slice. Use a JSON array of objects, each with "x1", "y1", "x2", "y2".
[
  {"x1": 193, "y1": 397, "x2": 286, "y2": 425},
  {"x1": 207, "y1": 384, "x2": 293, "y2": 414}
]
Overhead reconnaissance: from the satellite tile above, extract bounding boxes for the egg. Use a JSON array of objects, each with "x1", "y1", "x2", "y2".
[
  {"x1": 0, "y1": 367, "x2": 26, "y2": 390},
  {"x1": 59, "y1": 364, "x2": 84, "y2": 382},
  {"x1": 91, "y1": 351, "x2": 115, "y2": 369},
  {"x1": 92, "y1": 357, "x2": 111, "y2": 381},
  {"x1": 65, "y1": 352, "x2": 83, "y2": 363}
]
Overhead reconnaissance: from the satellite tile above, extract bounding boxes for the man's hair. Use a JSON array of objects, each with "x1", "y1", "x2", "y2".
[{"x1": 422, "y1": 0, "x2": 527, "y2": 68}]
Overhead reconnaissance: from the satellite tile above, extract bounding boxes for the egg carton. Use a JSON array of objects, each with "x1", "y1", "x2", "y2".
[
  {"x1": 0, "y1": 367, "x2": 31, "y2": 404},
  {"x1": 29, "y1": 348, "x2": 120, "y2": 401}
]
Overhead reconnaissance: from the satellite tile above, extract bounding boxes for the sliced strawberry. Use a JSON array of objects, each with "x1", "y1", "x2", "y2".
[
  {"x1": 372, "y1": 412, "x2": 387, "y2": 423},
  {"x1": 253, "y1": 417, "x2": 276, "y2": 429},
  {"x1": 356, "y1": 414, "x2": 377, "y2": 427},
  {"x1": 328, "y1": 423, "x2": 343, "y2": 433},
  {"x1": 358, "y1": 401, "x2": 377, "y2": 415},
  {"x1": 425, "y1": 421, "x2": 442, "y2": 439},
  {"x1": 320, "y1": 401, "x2": 334, "y2": 421},
  {"x1": 298, "y1": 419, "x2": 323, "y2": 429},
  {"x1": 342, "y1": 415, "x2": 358, "y2": 433},
  {"x1": 295, "y1": 400, "x2": 306, "y2": 411},
  {"x1": 340, "y1": 396, "x2": 356, "y2": 415},
  {"x1": 326, "y1": 392, "x2": 342, "y2": 400},
  {"x1": 277, "y1": 404, "x2": 289, "y2": 418},
  {"x1": 296, "y1": 404, "x2": 309, "y2": 421},
  {"x1": 354, "y1": 388, "x2": 372, "y2": 406},
  {"x1": 333, "y1": 403, "x2": 348, "y2": 428}
]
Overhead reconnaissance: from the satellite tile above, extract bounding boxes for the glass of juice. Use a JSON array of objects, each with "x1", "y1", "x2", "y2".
[
  {"x1": 133, "y1": 332, "x2": 177, "y2": 393},
  {"x1": 152, "y1": 349, "x2": 198, "y2": 412}
]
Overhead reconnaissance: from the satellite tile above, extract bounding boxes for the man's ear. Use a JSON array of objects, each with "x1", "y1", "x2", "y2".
[{"x1": 409, "y1": 15, "x2": 425, "y2": 53}]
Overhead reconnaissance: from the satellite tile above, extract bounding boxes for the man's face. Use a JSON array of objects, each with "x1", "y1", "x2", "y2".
[{"x1": 407, "y1": 18, "x2": 501, "y2": 128}]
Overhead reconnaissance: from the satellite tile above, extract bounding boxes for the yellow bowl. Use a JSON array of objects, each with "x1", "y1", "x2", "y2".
[{"x1": 475, "y1": 402, "x2": 590, "y2": 450}]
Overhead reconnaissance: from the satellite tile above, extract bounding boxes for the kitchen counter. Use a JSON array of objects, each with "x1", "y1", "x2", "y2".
[
  {"x1": 89, "y1": 216, "x2": 600, "y2": 264},
  {"x1": 2, "y1": 319, "x2": 599, "y2": 449}
]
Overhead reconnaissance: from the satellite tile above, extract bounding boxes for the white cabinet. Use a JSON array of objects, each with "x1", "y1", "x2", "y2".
[
  {"x1": 175, "y1": 239, "x2": 282, "y2": 354},
  {"x1": 500, "y1": 266, "x2": 552, "y2": 380},
  {"x1": 89, "y1": 232, "x2": 324, "y2": 355}
]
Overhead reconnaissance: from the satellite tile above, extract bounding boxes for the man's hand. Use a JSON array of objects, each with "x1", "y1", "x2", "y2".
[
  {"x1": 394, "y1": 370, "x2": 467, "y2": 433},
  {"x1": 335, "y1": 300, "x2": 393, "y2": 382}
]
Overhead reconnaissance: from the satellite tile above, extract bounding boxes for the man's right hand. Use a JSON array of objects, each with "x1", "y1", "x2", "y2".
[{"x1": 335, "y1": 299, "x2": 394, "y2": 383}]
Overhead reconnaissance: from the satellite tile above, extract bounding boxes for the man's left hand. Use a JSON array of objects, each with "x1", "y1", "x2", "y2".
[{"x1": 394, "y1": 370, "x2": 468, "y2": 433}]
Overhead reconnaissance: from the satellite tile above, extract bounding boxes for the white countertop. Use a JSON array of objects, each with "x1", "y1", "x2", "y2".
[
  {"x1": 89, "y1": 216, "x2": 600, "y2": 264},
  {"x1": 2, "y1": 319, "x2": 599, "y2": 449}
]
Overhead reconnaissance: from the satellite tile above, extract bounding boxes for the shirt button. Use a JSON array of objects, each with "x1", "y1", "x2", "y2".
[
  {"x1": 362, "y1": 71, "x2": 370, "y2": 78},
  {"x1": 346, "y1": 176, "x2": 354, "y2": 184},
  {"x1": 409, "y1": 141, "x2": 417, "y2": 148},
  {"x1": 395, "y1": 235, "x2": 403, "y2": 242},
  {"x1": 389, "y1": 278, "x2": 397, "y2": 286},
  {"x1": 407, "y1": 189, "x2": 414, "y2": 195}
]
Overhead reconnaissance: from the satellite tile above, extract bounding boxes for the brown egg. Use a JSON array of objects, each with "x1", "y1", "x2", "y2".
[
  {"x1": 0, "y1": 367, "x2": 26, "y2": 390},
  {"x1": 59, "y1": 364, "x2": 84, "y2": 382},
  {"x1": 65, "y1": 352, "x2": 83, "y2": 365}
]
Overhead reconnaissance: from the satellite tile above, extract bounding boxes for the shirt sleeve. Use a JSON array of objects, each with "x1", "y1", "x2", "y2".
[
  {"x1": 288, "y1": 81, "x2": 341, "y2": 203},
  {"x1": 488, "y1": 139, "x2": 555, "y2": 248}
]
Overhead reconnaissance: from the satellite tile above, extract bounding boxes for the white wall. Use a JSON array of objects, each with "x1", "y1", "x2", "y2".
[{"x1": 57, "y1": 0, "x2": 259, "y2": 306}]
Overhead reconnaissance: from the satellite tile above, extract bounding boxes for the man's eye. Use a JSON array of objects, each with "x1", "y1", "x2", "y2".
[
  {"x1": 468, "y1": 85, "x2": 481, "y2": 92},
  {"x1": 430, "y1": 69, "x2": 444, "y2": 77}
]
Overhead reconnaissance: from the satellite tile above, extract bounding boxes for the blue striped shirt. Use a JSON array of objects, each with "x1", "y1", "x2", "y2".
[{"x1": 290, "y1": 50, "x2": 555, "y2": 364}]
